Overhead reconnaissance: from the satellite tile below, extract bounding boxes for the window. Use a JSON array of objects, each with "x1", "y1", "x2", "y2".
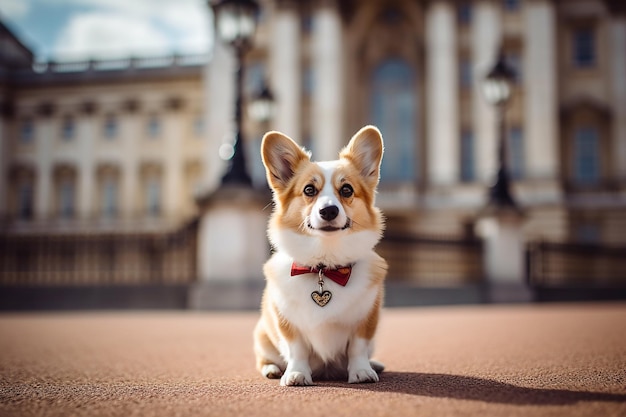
[
  {"x1": 575, "y1": 223, "x2": 600, "y2": 243},
  {"x1": 460, "y1": 59, "x2": 472, "y2": 88},
  {"x1": 460, "y1": 130, "x2": 475, "y2": 182},
  {"x1": 18, "y1": 183, "x2": 34, "y2": 220},
  {"x1": 61, "y1": 116, "x2": 75, "y2": 141},
  {"x1": 20, "y1": 118, "x2": 34, "y2": 143},
  {"x1": 301, "y1": 13, "x2": 313, "y2": 34},
  {"x1": 147, "y1": 115, "x2": 161, "y2": 138},
  {"x1": 146, "y1": 179, "x2": 161, "y2": 216},
  {"x1": 59, "y1": 179, "x2": 75, "y2": 218},
  {"x1": 573, "y1": 127, "x2": 600, "y2": 184},
  {"x1": 573, "y1": 28, "x2": 595, "y2": 68},
  {"x1": 102, "y1": 178, "x2": 118, "y2": 217},
  {"x1": 302, "y1": 66, "x2": 314, "y2": 98},
  {"x1": 371, "y1": 59, "x2": 417, "y2": 183},
  {"x1": 103, "y1": 115, "x2": 118, "y2": 139},
  {"x1": 458, "y1": 3, "x2": 471, "y2": 25},
  {"x1": 503, "y1": 0, "x2": 520, "y2": 12},
  {"x1": 508, "y1": 127, "x2": 524, "y2": 179},
  {"x1": 193, "y1": 115, "x2": 204, "y2": 138}
]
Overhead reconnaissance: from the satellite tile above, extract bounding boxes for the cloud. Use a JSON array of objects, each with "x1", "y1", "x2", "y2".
[
  {"x1": 47, "y1": 0, "x2": 211, "y2": 57},
  {"x1": 50, "y1": 0, "x2": 212, "y2": 60},
  {"x1": 0, "y1": 0, "x2": 31, "y2": 19},
  {"x1": 54, "y1": 11, "x2": 173, "y2": 59}
]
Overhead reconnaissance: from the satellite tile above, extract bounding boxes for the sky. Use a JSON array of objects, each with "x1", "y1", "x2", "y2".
[{"x1": 0, "y1": 0, "x2": 213, "y2": 62}]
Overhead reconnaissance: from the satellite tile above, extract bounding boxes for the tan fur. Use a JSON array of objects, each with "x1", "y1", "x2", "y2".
[{"x1": 255, "y1": 125, "x2": 387, "y2": 385}]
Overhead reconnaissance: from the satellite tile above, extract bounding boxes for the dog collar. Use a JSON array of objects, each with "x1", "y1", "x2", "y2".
[{"x1": 290, "y1": 263, "x2": 352, "y2": 287}]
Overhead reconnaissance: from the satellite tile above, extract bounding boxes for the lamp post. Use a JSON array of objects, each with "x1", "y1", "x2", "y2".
[
  {"x1": 210, "y1": 0, "x2": 260, "y2": 187},
  {"x1": 248, "y1": 80, "x2": 275, "y2": 125},
  {"x1": 481, "y1": 51, "x2": 517, "y2": 209},
  {"x1": 476, "y1": 50, "x2": 530, "y2": 302}
]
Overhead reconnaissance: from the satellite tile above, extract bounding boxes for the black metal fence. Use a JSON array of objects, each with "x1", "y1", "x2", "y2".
[
  {"x1": 0, "y1": 220, "x2": 198, "y2": 286},
  {"x1": 527, "y1": 241, "x2": 626, "y2": 288},
  {"x1": 378, "y1": 234, "x2": 484, "y2": 285},
  {"x1": 2, "y1": 224, "x2": 625, "y2": 291}
]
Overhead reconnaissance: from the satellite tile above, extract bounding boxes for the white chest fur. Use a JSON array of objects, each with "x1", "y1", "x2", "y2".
[{"x1": 265, "y1": 251, "x2": 379, "y2": 363}]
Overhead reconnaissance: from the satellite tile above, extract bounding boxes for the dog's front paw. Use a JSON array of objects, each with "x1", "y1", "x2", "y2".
[
  {"x1": 280, "y1": 371, "x2": 313, "y2": 386},
  {"x1": 262, "y1": 364, "x2": 283, "y2": 379},
  {"x1": 348, "y1": 367, "x2": 379, "y2": 384}
]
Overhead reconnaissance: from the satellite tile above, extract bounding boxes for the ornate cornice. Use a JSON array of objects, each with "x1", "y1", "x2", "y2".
[{"x1": 36, "y1": 102, "x2": 55, "y2": 118}]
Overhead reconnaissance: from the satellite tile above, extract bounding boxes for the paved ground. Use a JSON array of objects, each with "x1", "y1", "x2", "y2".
[{"x1": 0, "y1": 303, "x2": 625, "y2": 417}]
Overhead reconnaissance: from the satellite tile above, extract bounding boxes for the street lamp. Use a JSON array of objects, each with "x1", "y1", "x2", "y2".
[
  {"x1": 248, "y1": 80, "x2": 275, "y2": 124},
  {"x1": 210, "y1": 0, "x2": 260, "y2": 186},
  {"x1": 482, "y1": 50, "x2": 517, "y2": 208}
]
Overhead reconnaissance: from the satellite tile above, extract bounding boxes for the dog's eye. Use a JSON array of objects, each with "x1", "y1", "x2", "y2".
[
  {"x1": 340, "y1": 184, "x2": 354, "y2": 198},
  {"x1": 303, "y1": 184, "x2": 317, "y2": 197}
]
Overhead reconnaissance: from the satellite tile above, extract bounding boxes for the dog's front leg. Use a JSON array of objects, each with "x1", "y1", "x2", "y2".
[
  {"x1": 280, "y1": 337, "x2": 313, "y2": 386},
  {"x1": 347, "y1": 336, "x2": 379, "y2": 383}
]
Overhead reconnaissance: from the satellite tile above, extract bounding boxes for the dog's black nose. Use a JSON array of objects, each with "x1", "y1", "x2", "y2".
[{"x1": 319, "y1": 205, "x2": 339, "y2": 221}]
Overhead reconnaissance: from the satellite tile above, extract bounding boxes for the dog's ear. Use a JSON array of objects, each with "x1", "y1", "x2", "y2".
[
  {"x1": 340, "y1": 125, "x2": 384, "y2": 186},
  {"x1": 262, "y1": 131, "x2": 310, "y2": 191}
]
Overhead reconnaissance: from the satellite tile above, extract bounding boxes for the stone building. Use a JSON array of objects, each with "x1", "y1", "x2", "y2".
[{"x1": 1, "y1": 0, "x2": 625, "y2": 287}]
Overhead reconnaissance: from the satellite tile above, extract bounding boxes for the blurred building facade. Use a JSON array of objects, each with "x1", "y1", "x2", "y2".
[{"x1": 1, "y1": 0, "x2": 626, "y2": 288}]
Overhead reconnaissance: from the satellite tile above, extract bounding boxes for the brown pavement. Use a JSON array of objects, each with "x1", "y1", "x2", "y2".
[{"x1": 0, "y1": 303, "x2": 625, "y2": 417}]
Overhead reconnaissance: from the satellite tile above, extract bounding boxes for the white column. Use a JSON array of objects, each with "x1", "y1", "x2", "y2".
[
  {"x1": 523, "y1": 0, "x2": 559, "y2": 180},
  {"x1": 163, "y1": 110, "x2": 183, "y2": 221},
  {"x1": 426, "y1": 0, "x2": 459, "y2": 186},
  {"x1": 203, "y1": 34, "x2": 234, "y2": 193},
  {"x1": 34, "y1": 116, "x2": 54, "y2": 220},
  {"x1": 472, "y1": 0, "x2": 501, "y2": 183},
  {"x1": 77, "y1": 114, "x2": 95, "y2": 219},
  {"x1": 610, "y1": 16, "x2": 626, "y2": 180},
  {"x1": 270, "y1": 2, "x2": 301, "y2": 139},
  {"x1": 311, "y1": 0, "x2": 344, "y2": 161}
]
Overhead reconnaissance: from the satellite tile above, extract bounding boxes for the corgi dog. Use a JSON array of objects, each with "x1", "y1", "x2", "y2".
[{"x1": 254, "y1": 125, "x2": 388, "y2": 386}]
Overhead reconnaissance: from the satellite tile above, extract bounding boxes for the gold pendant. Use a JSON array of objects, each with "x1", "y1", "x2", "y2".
[
  {"x1": 311, "y1": 290, "x2": 332, "y2": 307},
  {"x1": 312, "y1": 270, "x2": 331, "y2": 307}
]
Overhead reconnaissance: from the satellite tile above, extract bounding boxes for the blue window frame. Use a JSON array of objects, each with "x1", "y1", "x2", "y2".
[
  {"x1": 460, "y1": 59, "x2": 472, "y2": 88},
  {"x1": 573, "y1": 127, "x2": 600, "y2": 184},
  {"x1": 62, "y1": 116, "x2": 75, "y2": 141},
  {"x1": 458, "y1": 3, "x2": 472, "y2": 24},
  {"x1": 370, "y1": 58, "x2": 417, "y2": 183},
  {"x1": 104, "y1": 115, "x2": 118, "y2": 139},
  {"x1": 460, "y1": 130, "x2": 475, "y2": 182},
  {"x1": 573, "y1": 28, "x2": 595, "y2": 68},
  {"x1": 18, "y1": 182, "x2": 34, "y2": 220},
  {"x1": 59, "y1": 179, "x2": 75, "y2": 218},
  {"x1": 503, "y1": 0, "x2": 520, "y2": 12},
  {"x1": 20, "y1": 118, "x2": 34, "y2": 143},
  {"x1": 146, "y1": 179, "x2": 161, "y2": 216},
  {"x1": 102, "y1": 178, "x2": 118, "y2": 217},
  {"x1": 147, "y1": 115, "x2": 161, "y2": 138}
]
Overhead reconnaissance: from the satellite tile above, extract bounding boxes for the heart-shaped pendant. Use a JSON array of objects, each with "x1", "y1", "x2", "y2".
[{"x1": 311, "y1": 290, "x2": 332, "y2": 307}]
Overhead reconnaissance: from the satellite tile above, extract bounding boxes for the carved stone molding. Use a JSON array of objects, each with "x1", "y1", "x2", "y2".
[
  {"x1": 164, "y1": 96, "x2": 185, "y2": 111},
  {"x1": 36, "y1": 102, "x2": 55, "y2": 118},
  {"x1": 80, "y1": 101, "x2": 98, "y2": 116}
]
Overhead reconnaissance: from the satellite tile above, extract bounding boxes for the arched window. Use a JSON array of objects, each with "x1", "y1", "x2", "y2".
[
  {"x1": 573, "y1": 126, "x2": 600, "y2": 184},
  {"x1": 370, "y1": 58, "x2": 417, "y2": 183}
]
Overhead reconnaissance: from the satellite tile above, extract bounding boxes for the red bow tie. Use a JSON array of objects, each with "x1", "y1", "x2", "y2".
[{"x1": 290, "y1": 263, "x2": 352, "y2": 286}]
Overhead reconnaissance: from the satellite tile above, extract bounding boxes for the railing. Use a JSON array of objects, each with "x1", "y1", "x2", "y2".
[
  {"x1": 528, "y1": 241, "x2": 626, "y2": 287},
  {"x1": 0, "y1": 220, "x2": 198, "y2": 286},
  {"x1": 378, "y1": 234, "x2": 484, "y2": 285},
  {"x1": 30, "y1": 53, "x2": 210, "y2": 74}
]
